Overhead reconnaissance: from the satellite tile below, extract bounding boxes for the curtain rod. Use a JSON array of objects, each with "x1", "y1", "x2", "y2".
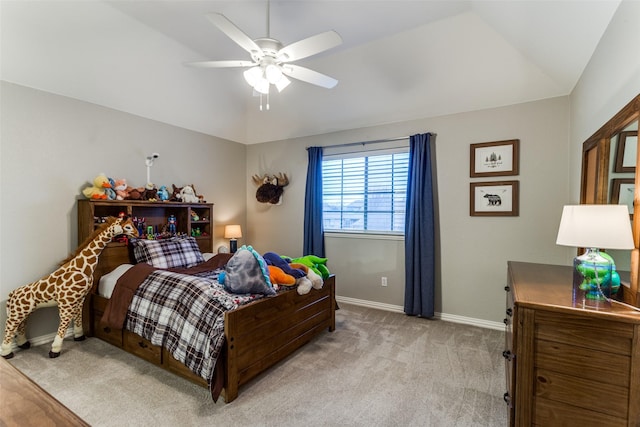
[{"x1": 308, "y1": 133, "x2": 436, "y2": 150}]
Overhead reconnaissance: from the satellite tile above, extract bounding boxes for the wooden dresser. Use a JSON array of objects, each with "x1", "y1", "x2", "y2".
[{"x1": 505, "y1": 261, "x2": 640, "y2": 426}]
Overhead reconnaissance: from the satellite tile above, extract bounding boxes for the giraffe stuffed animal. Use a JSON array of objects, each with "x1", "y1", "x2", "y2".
[{"x1": 1, "y1": 216, "x2": 138, "y2": 359}]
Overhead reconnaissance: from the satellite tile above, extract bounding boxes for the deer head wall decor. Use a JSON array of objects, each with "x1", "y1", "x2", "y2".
[{"x1": 252, "y1": 173, "x2": 289, "y2": 205}]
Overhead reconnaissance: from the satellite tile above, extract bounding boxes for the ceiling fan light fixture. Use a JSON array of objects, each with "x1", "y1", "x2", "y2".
[
  {"x1": 254, "y1": 77, "x2": 270, "y2": 95},
  {"x1": 265, "y1": 64, "x2": 283, "y2": 84},
  {"x1": 275, "y1": 75, "x2": 291, "y2": 92},
  {"x1": 243, "y1": 66, "x2": 262, "y2": 87}
]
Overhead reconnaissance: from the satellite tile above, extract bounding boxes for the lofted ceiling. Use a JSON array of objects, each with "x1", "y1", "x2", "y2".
[{"x1": 1, "y1": 0, "x2": 621, "y2": 144}]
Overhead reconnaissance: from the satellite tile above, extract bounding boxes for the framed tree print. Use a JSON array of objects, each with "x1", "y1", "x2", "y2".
[{"x1": 470, "y1": 139, "x2": 520, "y2": 177}]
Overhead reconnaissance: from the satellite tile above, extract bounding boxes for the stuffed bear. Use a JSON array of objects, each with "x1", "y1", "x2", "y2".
[
  {"x1": 143, "y1": 183, "x2": 158, "y2": 201},
  {"x1": 170, "y1": 184, "x2": 183, "y2": 201}
]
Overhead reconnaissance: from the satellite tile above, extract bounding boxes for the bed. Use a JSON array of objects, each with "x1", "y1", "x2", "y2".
[{"x1": 82, "y1": 238, "x2": 336, "y2": 403}]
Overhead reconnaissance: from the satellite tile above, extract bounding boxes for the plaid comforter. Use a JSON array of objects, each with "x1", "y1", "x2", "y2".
[{"x1": 125, "y1": 270, "x2": 245, "y2": 386}]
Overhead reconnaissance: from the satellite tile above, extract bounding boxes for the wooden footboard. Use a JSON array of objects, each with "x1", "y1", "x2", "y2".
[{"x1": 88, "y1": 276, "x2": 335, "y2": 403}]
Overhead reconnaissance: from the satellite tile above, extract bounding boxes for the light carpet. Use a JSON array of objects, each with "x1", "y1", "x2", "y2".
[{"x1": 6, "y1": 303, "x2": 508, "y2": 426}]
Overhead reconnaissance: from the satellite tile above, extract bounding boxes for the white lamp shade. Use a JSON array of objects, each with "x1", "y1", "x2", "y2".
[
  {"x1": 556, "y1": 205, "x2": 634, "y2": 249},
  {"x1": 224, "y1": 224, "x2": 242, "y2": 239},
  {"x1": 243, "y1": 67, "x2": 262, "y2": 87},
  {"x1": 275, "y1": 75, "x2": 291, "y2": 92},
  {"x1": 265, "y1": 64, "x2": 283, "y2": 84}
]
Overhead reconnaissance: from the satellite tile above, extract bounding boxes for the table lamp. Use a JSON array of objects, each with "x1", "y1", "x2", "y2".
[
  {"x1": 556, "y1": 205, "x2": 634, "y2": 304},
  {"x1": 224, "y1": 225, "x2": 242, "y2": 253}
]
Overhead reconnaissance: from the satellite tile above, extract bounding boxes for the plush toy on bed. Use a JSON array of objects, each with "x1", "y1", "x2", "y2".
[
  {"x1": 267, "y1": 265, "x2": 296, "y2": 287},
  {"x1": 263, "y1": 252, "x2": 324, "y2": 295},
  {"x1": 218, "y1": 245, "x2": 276, "y2": 295},
  {"x1": 286, "y1": 255, "x2": 331, "y2": 279}
]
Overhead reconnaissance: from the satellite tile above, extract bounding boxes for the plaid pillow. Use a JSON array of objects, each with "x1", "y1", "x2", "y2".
[{"x1": 132, "y1": 237, "x2": 204, "y2": 269}]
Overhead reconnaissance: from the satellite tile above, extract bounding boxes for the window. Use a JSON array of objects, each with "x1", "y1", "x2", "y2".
[{"x1": 322, "y1": 150, "x2": 409, "y2": 233}]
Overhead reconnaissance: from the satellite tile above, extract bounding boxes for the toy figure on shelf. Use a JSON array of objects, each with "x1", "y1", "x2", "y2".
[
  {"x1": 191, "y1": 227, "x2": 201, "y2": 237},
  {"x1": 191, "y1": 211, "x2": 199, "y2": 221},
  {"x1": 167, "y1": 215, "x2": 177, "y2": 234},
  {"x1": 134, "y1": 217, "x2": 145, "y2": 236}
]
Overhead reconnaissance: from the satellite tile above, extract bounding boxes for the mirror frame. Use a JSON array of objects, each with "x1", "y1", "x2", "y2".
[{"x1": 580, "y1": 94, "x2": 640, "y2": 306}]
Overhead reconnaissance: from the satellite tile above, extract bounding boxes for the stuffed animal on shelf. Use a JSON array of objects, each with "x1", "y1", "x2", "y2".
[
  {"x1": 143, "y1": 183, "x2": 158, "y2": 201},
  {"x1": 113, "y1": 179, "x2": 128, "y2": 200},
  {"x1": 105, "y1": 177, "x2": 117, "y2": 200},
  {"x1": 157, "y1": 185, "x2": 170, "y2": 201},
  {"x1": 82, "y1": 173, "x2": 111, "y2": 199},
  {"x1": 126, "y1": 186, "x2": 144, "y2": 200},
  {"x1": 170, "y1": 184, "x2": 183, "y2": 201},
  {"x1": 180, "y1": 185, "x2": 199, "y2": 203}
]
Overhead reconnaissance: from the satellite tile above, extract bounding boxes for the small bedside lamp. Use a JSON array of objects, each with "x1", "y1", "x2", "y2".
[
  {"x1": 224, "y1": 225, "x2": 242, "y2": 253},
  {"x1": 556, "y1": 205, "x2": 634, "y2": 304}
]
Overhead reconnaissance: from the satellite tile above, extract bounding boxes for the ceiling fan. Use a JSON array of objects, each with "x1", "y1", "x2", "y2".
[{"x1": 185, "y1": 2, "x2": 342, "y2": 102}]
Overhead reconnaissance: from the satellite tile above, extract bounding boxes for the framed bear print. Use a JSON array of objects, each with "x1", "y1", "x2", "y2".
[{"x1": 470, "y1": 181, "x2": 519, "y2": 216}]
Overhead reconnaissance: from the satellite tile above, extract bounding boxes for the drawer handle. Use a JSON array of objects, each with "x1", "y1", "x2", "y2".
[
  {"x1": 503, "y1": 318, "x2": 509, "y2": 325},
  {"x1": 502, "y1": 350, "x2": 514, "y2": 361},
  {"x1": 504, "y1": 285, "x2": 510, "y2": 292},
  {"x1": 503, "y1": 392, "x2": 511, "y2": 405},
  {"x1": 138, "y1": 341, "x2": 148, "y2": 349},
  {"x1": 505, "y1": 308, "x2": 513, "y2": 317}
]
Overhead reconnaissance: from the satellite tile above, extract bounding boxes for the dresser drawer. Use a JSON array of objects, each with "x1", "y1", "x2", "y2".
[
  {"x1": 123, "y1": 331, "x2": 162, "y2": 365},
  {"x1": 535, "y1": 310, "x2": 634, "y2": 355}
]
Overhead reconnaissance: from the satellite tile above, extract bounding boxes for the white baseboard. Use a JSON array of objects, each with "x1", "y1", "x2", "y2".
[
  {"x1": 336, "y1": 296, "x2": 505, "y2": 331},
  {"x1": 7, "y1": 328, "x2": 74, "y2": 352}
]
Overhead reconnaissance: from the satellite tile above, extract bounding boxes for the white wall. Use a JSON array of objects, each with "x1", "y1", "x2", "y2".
[
  {"x1": 246, "y1": 96, "x2": 571, "y2": 323},
  {"x1": 0, "y1": 82, "x2": 247, "y2": 338},
  {"x1": 569, "y1": 0, "x2": 640, "y2": 199}
]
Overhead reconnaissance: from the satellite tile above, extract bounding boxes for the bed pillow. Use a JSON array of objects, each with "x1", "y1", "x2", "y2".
[
  {"x1": 131, "y1": 237, "x2": 204, "y2": 269},
  {"x1": 219, "y1": 245, "x2": 275, "y2": 295}
]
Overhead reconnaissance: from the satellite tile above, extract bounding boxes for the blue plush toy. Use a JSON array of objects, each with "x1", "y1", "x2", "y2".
[
  {"x1": 262, "y1": 252, "x2": 306, "y2": 279},
  {"x1": 157, "y1": 185, "x2": 170, "y2": 201}
]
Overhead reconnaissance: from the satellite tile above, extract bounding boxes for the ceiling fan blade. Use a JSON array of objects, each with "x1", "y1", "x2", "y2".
[
  {"x1": 184, "y1": 60, "x2": 255, "y2": 69},
  {"x1": 206, "y1": 13, "x2": 264, "y2": 58},
  {"x1": 277, "y1": 31, "x2": 342, "y2": 62},
  {"x1": 282, "y1": 64, "x2": 338, "y2": 89}
]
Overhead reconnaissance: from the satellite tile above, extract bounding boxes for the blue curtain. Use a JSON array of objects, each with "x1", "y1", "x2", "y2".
[
  {"x1": 303, "y1": 146, "x2": 325, "y2": 257},
  {"x1": 404, "y1": 133, "x2": 435, "y2": 317}
]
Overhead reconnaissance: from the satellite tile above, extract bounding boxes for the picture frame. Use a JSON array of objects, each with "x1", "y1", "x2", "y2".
[
  {"x1": 470, "y1": 139, "x2": 519, "y2": 177},
  {"x1": 610, "y1": 178, "x2": 635, "y2": 218},
  {"x1": 470, "y1": 180, "x2": 519, "y2": 217},
  {"x1": 614, "y1": 131, "x2": 637, "y2": 173}
]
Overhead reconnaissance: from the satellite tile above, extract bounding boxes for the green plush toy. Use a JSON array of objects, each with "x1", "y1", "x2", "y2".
[{"x1": 287, "y1": 255, "x2": 330, "y2": 279}]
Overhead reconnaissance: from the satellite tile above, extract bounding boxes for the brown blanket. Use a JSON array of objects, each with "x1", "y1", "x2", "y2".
[{"x1": 101, "y1": 253, "x2": 233, "y2": 330}]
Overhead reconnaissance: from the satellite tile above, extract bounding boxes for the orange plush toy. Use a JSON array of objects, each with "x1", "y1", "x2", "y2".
[{"x1": 268, "y1": 265, "x2": 296, "y2": 287}]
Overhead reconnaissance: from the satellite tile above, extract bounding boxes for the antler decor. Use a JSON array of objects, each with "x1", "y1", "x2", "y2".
[{"x1": 253, "y1": 173, "x2": 289, "y2": 204}]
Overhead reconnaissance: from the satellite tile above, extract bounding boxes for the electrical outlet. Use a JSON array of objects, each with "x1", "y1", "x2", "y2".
[{"x1": 381, "y1": 277, "x2": 388, "y2": 287}]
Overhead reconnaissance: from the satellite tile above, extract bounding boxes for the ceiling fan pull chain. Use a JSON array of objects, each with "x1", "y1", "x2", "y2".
[{"x1": 266, "y1": 92, "x2": 270, "y2": 110}]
